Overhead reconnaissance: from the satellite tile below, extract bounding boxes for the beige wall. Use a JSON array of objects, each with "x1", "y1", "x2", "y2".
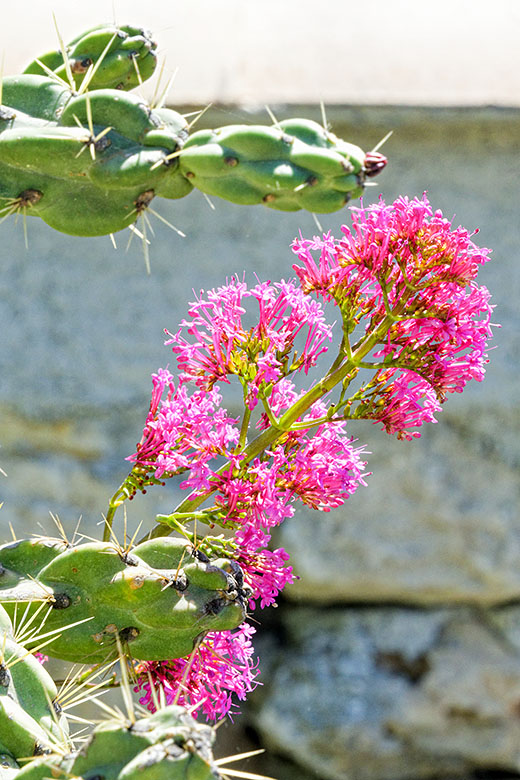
[{"x1": 3, "y1": 0, "x2": 520, "y2": 106}]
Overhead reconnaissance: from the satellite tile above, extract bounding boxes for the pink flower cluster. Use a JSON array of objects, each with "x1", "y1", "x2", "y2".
[
  {"x1": 131, "y1": 194, "x2": 494, "y2": 717},
  {"x1": 135, "y1": 623, "x2": 259, "y2": 721},
  {"x1": 292, "y1": 195, "x2": 494, "y2": 438},
  {"x1": 213, "y1": 380, "x2": 367, "y2": 527},
  {"x1": 127, "y1": 368, "x2": 239, "y2": 486},
  {"x1": 166, "y1": 278, "x2": 332, "y2": 409}
]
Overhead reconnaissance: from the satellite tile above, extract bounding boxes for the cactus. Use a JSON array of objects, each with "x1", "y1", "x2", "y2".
[
  {"x1": 15, "y1": 704, "x2": 222, "y2": 780},
  {"x1": 0, "y1": 604, "x2": 70, "y2": 766},
  {"x1": 0, "y1": 80, "x2": 191, "y2": 236},
  {"x1": 0, "y1": 537, "x2": 248, "y2": 663},
  {"x1": 0, "y1": 23, "x2": 387, "y2": 239},
  {"x1": 178, "y1": 118, "x2": 385, "y2": 213},
  {"x1": 23, "y1": 24, "x2": 158, "y2": 91}
]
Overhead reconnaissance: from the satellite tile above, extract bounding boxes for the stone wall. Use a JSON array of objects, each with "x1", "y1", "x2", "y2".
[{"x1": 0, "y1": 107, "x2": 519, "y2": 778}]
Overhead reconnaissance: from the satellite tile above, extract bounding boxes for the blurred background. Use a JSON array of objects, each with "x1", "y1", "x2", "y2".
[{"x1": 1, "y1": 1, "x2": 520, "y2": 778}]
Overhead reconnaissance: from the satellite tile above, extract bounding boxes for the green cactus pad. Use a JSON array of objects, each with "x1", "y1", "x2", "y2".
[
  {"x1": 178, "y1": 117, "x2": 378, "y2": 213},
  {"x1": 0, "y1": 80, "x2": 191, "y2": 236},
  {"x1": 0, "y1": 537, "x2": 247, "y2": 662},
  {"x1": 0, "y1": 605, "x2": 69, "y2": 763},
  {"x1": 0, "y1": 26, "x2": 386, "y2": 238},
  {"x1": 23, "y1": 24, "x2": 157, "y2": 91},
  {"x1": 16, "y1": 705, "x2": 220, "y2": 780}
]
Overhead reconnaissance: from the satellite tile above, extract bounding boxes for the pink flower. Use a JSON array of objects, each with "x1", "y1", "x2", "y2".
[
  {"x1": 165, "y1": 277, "x2": 333, "y2": 409},
  {"x1": 367, "y1": 368, "x2": 441, "y2": 440},
  {"x1": 127, "y1": 369, "x2": 239, "y2": 486},
  {"x1": 292, "y1": 195, "x2": 494, "y2": 438},
  {"x1": 231, "y1": 525, "x2": 294, "y2": 608},
  {"x1": 212, "y1": 379, "x2": 368, "y2": 528},
  {"x1": 135, "y1": 623, "x2": 259, "y2": 721}
]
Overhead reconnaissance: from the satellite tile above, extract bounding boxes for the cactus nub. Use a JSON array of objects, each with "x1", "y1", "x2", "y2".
[{"x1": 23, "y1": 24, "x2": 158, "y2": 91}]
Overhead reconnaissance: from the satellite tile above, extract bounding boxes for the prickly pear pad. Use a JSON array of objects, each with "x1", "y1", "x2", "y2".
[{"x1": 0, "y1": 538, "x2": 247, "y2": 662}]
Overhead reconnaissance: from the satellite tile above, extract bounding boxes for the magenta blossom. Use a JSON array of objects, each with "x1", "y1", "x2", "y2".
[
  {"x1": 231, "y1": 524, "x2": 294, "y2": 608},
  {"x1": 127, "y1": 368, "x2": 239, "y2": 486},
  {"x1": 135, "y1": 623, "x2": 259, "y2": 721},
  {"x1": 292, "y1": 195, "x2": 494, "y2": 438},
  {"x1": 212, "y1": 379, "x2": 368, "y2": 527},
  {"x1": 165, "y1": 278, "x2": 333, "y2": 409}
]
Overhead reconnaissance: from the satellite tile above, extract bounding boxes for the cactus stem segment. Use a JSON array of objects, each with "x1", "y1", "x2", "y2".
[{"x1": 76, "y1": 32, "x2": 119, "y2": 95}]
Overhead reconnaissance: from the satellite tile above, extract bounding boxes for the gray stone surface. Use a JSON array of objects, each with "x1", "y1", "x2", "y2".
[
  {"x1": 279, "y1": 406, "x2": 520, "y2": 606},
  {"x1": 252, "y1": 606, "x2": 520, "y2": 780}
]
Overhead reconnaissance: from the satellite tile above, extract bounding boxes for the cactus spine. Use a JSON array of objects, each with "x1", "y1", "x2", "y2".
[{"x1": 0, "y1": 604, "x2": 70, "y2": 767}]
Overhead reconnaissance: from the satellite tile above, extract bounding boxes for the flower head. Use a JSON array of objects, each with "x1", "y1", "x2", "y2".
[
  {"x1": 135, "y1": 623, "x2": 259, "y2": 721},
  {"x1": 127, "y1": 369, "x2": 239, "y2": 488},
  {"x1": 166, "y1": 278, "x2": 333, "y2": 410},
  {"x1": 292, "y1": 195, "x2": 494, "y2": 438}
]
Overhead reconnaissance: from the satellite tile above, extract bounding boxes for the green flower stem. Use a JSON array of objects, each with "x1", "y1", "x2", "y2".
[
  {"x1": 102, "y1": 486, "x2": 128, "y2": 542},
  {"x1": 237, "y1": 404, "x2": 252, "y2": 450},
  {"x1": 143, "y1": 311, "x2": 397, "y2": 542}
]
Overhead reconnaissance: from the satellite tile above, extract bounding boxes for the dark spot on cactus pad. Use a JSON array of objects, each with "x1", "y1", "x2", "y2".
[
  {"x1": 307, "y1": 175, "x2": 319, "y2": 187},
  {"x1": 94, "y1": 135, "x2": 111, "y2": 153},
  {"x1": 170, "y1": 572, "x2": 188, "y2": 591},
  {"x1": 185, "y1": 171, "x2": 195, "y2": 179},
  {"x1": 120, "y1": 551, "x2": 139, "y2": 566},
  {"x1": 53, "y1": 698, "x2": 62, "y2": 715},
  {"x1": 225, "y1": 560, "x2": 244, "y2": 590},
  {"x1": 189, "y1": 546, "x2": 210, "y2": 563},
  {"x1": 263, "y1": 194, "x2": 276, "y2": 203},
  {"x1": 224, "y1": 156, "x2": 239, "y2": 167},
  {"x1": 52, "y1": 592, "x2": 72, "y2": 609},
  {"x1": 135, "y1": 189, "x2": 155, "y2": 213},
  {"x1": 119, "y1": 626, "x2": 140, "y2": 643},
  {"x1": 85, "y1": 776, "x2": 105, "y2": 780},
  {"x1": 71, "y1": 58, "x2": 93, "y2": 73},
  {"x1": 18, "y1": 189, "x2": 42, "y2": 207},
  {"x1": 202, "y1": 597, "x2": 227, "y2": 616},
  {"x1": 0, "y1": 107, "x2": 16, "y2": 121},
  {"x1": 0, "y1": 665, "x2": 10, "y2": 687},
  {"x1": 33, "y1": 744, "x2": 52, "y2": 757}
]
